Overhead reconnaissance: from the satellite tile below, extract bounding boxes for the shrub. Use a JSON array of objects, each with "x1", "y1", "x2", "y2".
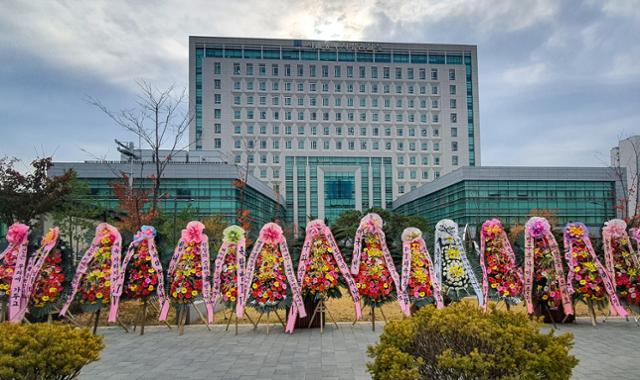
[
  {"x1": 368, "y1": 302, "x2": 578, "y2": 380},
  {"x1": 0, "y1": 323, "x2": 104, "y2": 380}
]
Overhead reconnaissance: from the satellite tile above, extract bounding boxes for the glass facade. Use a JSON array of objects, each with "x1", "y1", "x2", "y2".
[
  {"x1": 285, "y1": 156, "x2": 393, "y2": 227},
  {"x1": 81, "y1": 177, "x2": 284, "y2": 229},
  {"x1": 394, "y1": 179, "x2": 617, "y2": 228}
]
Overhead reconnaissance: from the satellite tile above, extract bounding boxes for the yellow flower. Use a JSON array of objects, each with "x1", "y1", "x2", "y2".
[
  {"x1": 49, "y1": 287, "x2": 57, "y2": 293},
  {"x1": 252, "y1": 283, "x2": 258, "y2": 289},
  {"x1": 42, "y1": 295, "x2": 50, "y2": 301},
  {"x1": 542, "y1": 295, "x2": 548, "y2": 300},
  {"x1": 172, "y1": 291, "x2": 177, "y2": 297},
  {"x1": 274, "y1": 282, "x2": 280, "y2": 287},
  {"x1": 191, "y1": 290, "x2": 198, "y2": 296},
  {"x1": 96, "y1": 292, "x2": 103, "y2": 299},
  {"x1": 104, "y1": 281, "x2": 111, "y2": 287},
  {"x1": 574, "y1": 267, "x2": 581, "y2": 272},
  {"x1": 448, "y1": 265, "x2": 465, "y2": 278},
  {"x1": 230, "y1": 296, "x2": 236, "y2": 302},
  {"x1": 148, "y1": 268, "x2": 155, "y2": 273},
  {"x1": 579, "y1": 280, "x2": 586, "y2": 285},
  {"x1": 148, "y1": 285, "x2": 154, "y2": 291},
  {"x1": 181, "y1": 288, "x2": 187, "y2": 294},
  {"x1": 446, "y1": 249, "x2": 460, "y2": 259},
  {"x1": 491, "y1": 283, "x2": 498, "y2": 288},
  {"x1": 130, "y1": 285, "x2": 137, "y2": 290}
]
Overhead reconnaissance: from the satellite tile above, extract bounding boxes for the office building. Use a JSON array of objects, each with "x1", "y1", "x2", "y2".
[
  {"x1": 189, "y1": 37, "x2": 479, "y2": 227},
  {"x1": 393, "y1": 166, "x2": 623, "y2": 232}
]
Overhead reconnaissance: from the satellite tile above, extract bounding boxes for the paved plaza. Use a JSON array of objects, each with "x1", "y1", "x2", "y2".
[{"x1": 80, "y1": 318, "x2": 640, "y2": 380}]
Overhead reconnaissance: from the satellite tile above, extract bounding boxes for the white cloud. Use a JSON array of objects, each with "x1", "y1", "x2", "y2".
[{"x1": 502, "y1": 62, "x2": 548, "y2": 86}]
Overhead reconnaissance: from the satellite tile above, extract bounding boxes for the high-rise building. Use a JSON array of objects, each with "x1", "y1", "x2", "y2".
[
  {"x1": 189, "y1": 37, "x2": 480, "y2": 227},
  {"x1": 611, "y1": 135, "x2": 640, "y2": 219}
]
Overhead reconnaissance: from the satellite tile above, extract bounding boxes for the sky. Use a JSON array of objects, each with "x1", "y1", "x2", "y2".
[{"x1": 1, "y1": 0, "x2": 639, "y2": 169}]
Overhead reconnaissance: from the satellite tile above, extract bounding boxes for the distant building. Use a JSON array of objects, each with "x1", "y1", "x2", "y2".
[
  {"x1": 49, "y1": 151, "x2": 285, "y2": 231},
  {"x1": 611, "y1": 135, "x2": 640, "y2": 219},
  {"x1": 393, "y1": 166, "x2": 624, "y2": 233},
  {"x1": 189, "y1": 36, "x2": 480, "y2": 226}
]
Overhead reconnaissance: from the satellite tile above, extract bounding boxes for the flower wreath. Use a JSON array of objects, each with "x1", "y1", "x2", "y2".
[
  {"x1": 479, "y1": 219, "x2": 523, "y2": 309},
  {"x1": 351, "y1": 213, "x2": 409, "y2": 314},
  {"x1": 434, "y1": 219, "x2": 483, "y2": 306},
  {"x1": 110, "y1": 226, "x2": 166, "y2": 320},
  {"x1": 242, "y1": 223, "x2": 305, "y2": 316},
  {"x1": 1, "y1": 223, "x2": 29, "y2": 312},
  {"x1": 602, "y1": 220, "x2": 640, "y2": 311},
  {"x1": 400, "y1": 227, "x2": 444, "y2": 310},
  {"x1": 211, "y1": 225, "x2": 247, "y2": 320},
  {"x1": 160, "y1": 221, "x2": 214, "y2": 323},
  {"x1": 60, "y1": 223, "x2": 122, "y2": 319},
  {"x1": 286, "y1": 219, "x2": 362, "y2": 333},
  {"x1": 523, "y1": 217, "x2": 573, "y2": 315},
  {"x1": 564, "y1": 222, "x2": 627, "y2": 316},
  {"x1": 10, "y1": 227, "x2": 61, "y2": 322}
]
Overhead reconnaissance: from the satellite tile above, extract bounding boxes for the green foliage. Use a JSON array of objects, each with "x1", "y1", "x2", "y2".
[
  {"x1": 368, "y1": 303, "x2": 578, "y2": 380},
  {"x1": 0, "y1": 157, "x2": 76, "y2": 228},
  {"x1": 0, "y1": 323, "x2": 104, "y2": 380}
]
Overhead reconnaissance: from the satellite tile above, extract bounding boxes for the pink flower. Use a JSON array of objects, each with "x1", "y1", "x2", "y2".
[
  {"x1": 259, "y1": 223, "x2": 283, "y2": 245},
  {"x1": 630, "y1": 228, "x2": 640, "y2": 243},
  {"x1": 305, "y1": 219, "x2": 326, "y2": 238},
  {"x1": 603, "y1": 219, "x2": 627, "y2": 239},
  {"x1": 182, "y1": 221, "x2": 205, "y2": 243},
  {"x1": 360, "y1": 213, "x2": 383, "y2": 235},
  {"x1": 526, "y1": 217, "x2": 550, "y2": 238},
  {"x1": 6, "y1": 223, "x2": 29, "y2": 245}
]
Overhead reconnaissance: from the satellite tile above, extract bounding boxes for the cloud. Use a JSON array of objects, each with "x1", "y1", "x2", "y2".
[{"x1": 0, "y1": 0, "x2": 639, "y2": 169}]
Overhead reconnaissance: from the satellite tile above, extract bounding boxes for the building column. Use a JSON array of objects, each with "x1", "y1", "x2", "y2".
[
  {"x1": 368, "y1": 158, "x2": 374, "y2": 209},
  {"x1": 380, "y1": 163, "x2": 386, "y2": 209},
  {"x1": 292, "y1": 158, "x2": 298, "y2": 230},
  {"x1": 305, "y1": 161, "x2": 311, "y2": 222}
]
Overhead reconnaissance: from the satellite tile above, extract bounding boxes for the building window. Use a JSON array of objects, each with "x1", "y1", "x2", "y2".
[
  {"x1": 399, "y1": 185, "x2": 405, "y2": 193},
  {"x1": 451, "y1": 127, "x2": 458, "y2": 137},
  {"x1": 214, "y1": 124, "x2": 222, "y2": 134},
  {"x1": 272, "y1": 64, "x2": 279, "y2": 76},
  {"x1": 449, "y1": 69, "x2": 456, "y2": 80},
  {"x1": 214, "y1": 62, "x2": 221, "y2": 75},
  {"x1": 215, "y1": 109, "x2": 222, "y2": 119},
  {"x1": 259, "y1": 64, "x2": 266, "y2": 76},
  {"x1": 452, "y1": 141, "x2": 458, "y2": 151},
  {"x1": 214, "y1": 79, "x2": 221, "y2": 89},
  {"x1": 246, "y1": 63, "x2": 254, "y2": 75},
  {"x1": 214, "y1": 138, "x2": 221, "y2": 149},
  {"x1": 233, "y1": 63, "x2": 241, "y2": 75},
  {"x1": 214, "y1": 94, "x2": 221, "y2": 105},
  {"x1": 431, "y1": 68, "x2": 438, "y2": 80},
  {"x1": 452, "y1": 156, "x2": 459, "y2": 166},
  {"x1": 450, "y1": 99, "x2": 457, "y2": 109},
  {"x1": 371, "y1": 66, "x2": 378, "y2": 78},
  {"x1": 450, "y1": 113, "x2": 457, "y2": 123},
  {"x1": 450, "y1": 85, "x2": 456, "y2": 95}
]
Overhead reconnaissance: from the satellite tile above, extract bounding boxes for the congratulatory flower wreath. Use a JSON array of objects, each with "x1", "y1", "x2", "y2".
[
  {"x1": 523, "y1": 217, "x2": 573, "y2": 316},
  {"x1": 11, "y1": 227, "x2": 65, "y2": 321},
  {"x1": 286, "y1": 219, "x2": 361, "y2": 332},
  {"x1": 479, "y1": 219, "x2": 523, "y2": 309},
  {"x1": 211, "y1": 225, "x2": 247, "y2": 319},
  {"x1": 160, "y1": 221, "x2": 214, "y2": 323},
  {"x1": 60, "y1": 223, "x2": 122, "y2": 320},
  {"x1": 564, "y1": 222, "x2": 627, "y2": 316},
  {"x1": 602, "y1": 220, "x2": 640, "y2": 311},
  {"x1": 243, "y1": 223, "x2": 304, "y2": 317},
  {"x1": 351, "y1": 213, "x2": 409, "y2": 314},
  {"x1": 400, "y1": 227, "x2": 443, "y2": 310},
  {"x1": 434, "y1": 219, "x2": 483, "y2": 306},
  {"x1": 0, "y1": 223, "x2": 29, "y2": 311}
]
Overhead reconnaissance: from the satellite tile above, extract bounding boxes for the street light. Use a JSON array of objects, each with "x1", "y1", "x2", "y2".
[{"x1": 115, "y1": 139, "x2": 141, "y2": 188}]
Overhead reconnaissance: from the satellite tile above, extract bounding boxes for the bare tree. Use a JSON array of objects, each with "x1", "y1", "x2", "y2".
[{"x1": 87, "y1": 81, "x2": 192, "y2": 212}]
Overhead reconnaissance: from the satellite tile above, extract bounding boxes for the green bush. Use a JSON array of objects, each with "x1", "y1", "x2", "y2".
[
  {"x1": 367, "y1": 302, "x2": 578, "y2": 380},
  {"x1": 0, "y1": 323, "x2": 104, "y2": 380}
]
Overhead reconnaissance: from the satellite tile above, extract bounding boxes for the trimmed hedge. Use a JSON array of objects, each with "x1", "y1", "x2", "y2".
[
  {"x1": 368, "y1": 303, "x2": 578, "y2": 380},
  {"x1": 0, "y1": 323, "x2": 104, "y2": 380}
]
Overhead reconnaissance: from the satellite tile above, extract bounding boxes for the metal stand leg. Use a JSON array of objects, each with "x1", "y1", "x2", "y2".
[
  {"x1": 587, "y1": 300, "x2": 597, "y2": 327},
  {"x1": 193, "y1": 303, "x2": 212, "y2": 331},
  {"x1": 92, "y1": 309, "x2": 101, "y2": 335}
]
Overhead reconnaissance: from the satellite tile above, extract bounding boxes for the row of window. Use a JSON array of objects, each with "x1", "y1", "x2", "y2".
[
  {"x1": 231, "y1": 138, "x2": 459, "y2": 153},
  {"x1": 236, "y1": 150, "x2": 453, "y2": 167},
  {"x1": 228, "y1": 125, "x2": 458, "y2": 138},
  {"x1": 224, "y1": 93, "x2": 457, "y2": 108},
  {"x1": 215, "y1": 79, "x2": 454, "y2": 96},
  {"x1": 218, "y1": 62, "x2": 457, "y2": 81},
  {"x1": 225, "y1": 109, "x2": 457, "y2": 123}
]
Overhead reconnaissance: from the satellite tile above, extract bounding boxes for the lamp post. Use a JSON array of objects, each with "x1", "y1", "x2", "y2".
[{"x1": 115, "y1": 139, "x2": 140, "y2": 188}]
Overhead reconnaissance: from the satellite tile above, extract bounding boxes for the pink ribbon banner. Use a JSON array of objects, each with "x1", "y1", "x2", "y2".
[
  {"x1": 401, "y1": 235, "x2": 444, "y2": 310},
  {"x1": 286, "y1": 221, "x2": 361, "y2": 333},
  {"x1": 60, "y1": 223, "x2": 122, "y2": 318}
]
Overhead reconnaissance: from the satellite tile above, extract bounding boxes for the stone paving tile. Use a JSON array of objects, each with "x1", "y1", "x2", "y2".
[{"x1": 79, "y1": 318, "x2": 640, "y2": 380}]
